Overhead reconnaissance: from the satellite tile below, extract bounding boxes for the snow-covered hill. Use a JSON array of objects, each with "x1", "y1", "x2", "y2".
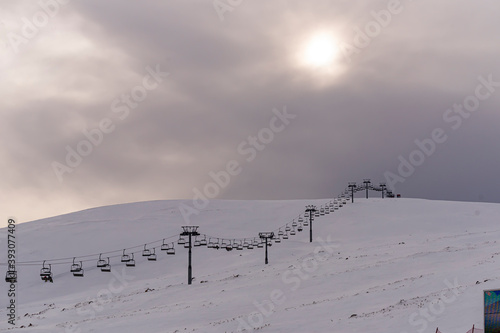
[{"x1": 1, "y1": 197, "x2": 499, "y2": 332}]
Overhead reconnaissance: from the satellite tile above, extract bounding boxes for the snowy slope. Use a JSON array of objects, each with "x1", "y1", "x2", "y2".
[{"x1": 1, "y1": 197, "x2": 499, "y2": 332}]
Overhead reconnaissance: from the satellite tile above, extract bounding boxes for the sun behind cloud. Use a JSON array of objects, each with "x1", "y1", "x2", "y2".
[
  {"x1": 292, "y1": 30, "x2": 346, "y2": 85},
  {"x1": 303, "y1": 32, "x2": 339, "y2": 68}
]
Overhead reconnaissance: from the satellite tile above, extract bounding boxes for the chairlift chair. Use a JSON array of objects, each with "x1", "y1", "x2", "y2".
[
  {"x1": 184, "y1": 240, "x2": 190, "y2": 248},
  {"x1": 303, "y1": 220, "x2": 309, "y2": 227},
  {"x1": 298, "y1": 217, "x2": 304, "y2": 223},
  {"x1": 73, "y1": 262, "x2": 84, "y2": 277},
  {"x1": 212, "y1": 239, "x2": 221, "y2": 250},
  {"x1": 215, "y1": 238, "x2": 222, "y2": 249},
  {"x1": 275, "y1": 236, "x2": 281, "y2": 243},
  {"x1": 5, "y1": 270, "x2": 17, "y2": 283},
  {"x1": 278, "y1": 229, "x2": 284, "y2": 237},
  {"x1": 225, "y1": 241, "x2": 233, "y2": 251},
  {"x1": 121, "y1": 249, "x2": 130, "y2": 262},
  {"x1": 142, "y1": 244, "x2": 151, "y2": 257},
  {"x1": 40, "y1": 261, "x2": 53, "y2": 282},
  {"x1": 283, "y1": 233, "x2": 289, "y2": 240},
  {"x1": 253, "y1": 238, "x2": 260, "y2": 247},
  {"x1": 257, "y1": 240, "x2": 264, "y2": 248},
  {"x1": 290, "y1": 228, "x2": 296, "y2": 235},
  {"x1": 285, "y1": 225, "x2": 291, "y2": 232},
  {"x1": 161, "y1": 239, "x2": 170, "y2": 251},
  {"x1": 207, "y1": 238, "x2": 215, "y2": 248},
  {"x1": 70, "y1": 258, "x2": 82, "y2": 273},
  {"x1": 243, "y1": 239, "x2": 250, "y2": 248},
  {"x1": 97, "y1": 254, "x2": 107, "y2": 268},
  {"x1": 148, "y1": 248, "x2": 157, "y2": 261},
  {"x1": 177, "y1": 235, "x2": 186, "y2": 245},
  {"x1": 314, "y1": 210, "x2": 320, "y2": 217},
  {"x1": 101, "y1": 257, "x2": 111, "y2": 272},
  {"x1": 166, "y1": 243, "x2": 175, "y2": 255},
  {"x1": 292, "y1": 219, "x2": 298, "y2": 227},
  {"x1": 126, "y1": 253, "x2": 136, "y2": 267},
  {"x1": 193, "y1": 237, "x2": 201, "y2": 247},
  {"x1": 298, "y1": 225, "x2": 303, "y2": 232},
  {"x1": 237, "y1": 241, "x2": 244, "y2": 250}
]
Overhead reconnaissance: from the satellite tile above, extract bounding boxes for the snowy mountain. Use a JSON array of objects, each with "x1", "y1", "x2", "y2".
[{"x1": 1, "y1": 197, "x2": 499, "y2": 332}]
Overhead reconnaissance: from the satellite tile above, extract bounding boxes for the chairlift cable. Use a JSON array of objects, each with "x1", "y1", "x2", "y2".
[{"x1": 6, "y1": 191, "x2": 346, "y2": 270}]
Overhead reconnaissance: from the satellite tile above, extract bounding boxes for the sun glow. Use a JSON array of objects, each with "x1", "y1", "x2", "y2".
[{"x1": 303, "y1": 33, "x2": 339, "y2": 68}]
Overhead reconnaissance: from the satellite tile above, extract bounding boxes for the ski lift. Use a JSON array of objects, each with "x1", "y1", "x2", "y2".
[
  {"x1": 236, "y1": 241, "x2": 244, "y2": 250},
  {"x1": 290, "y1": 228, "x2": 296, "y2": 236},
  {"x1": 177, "y1": 235, "x2": 186, "y2": 245},
  {"x1": 142, "y1": 244, "x2": 151, "y2": 257},
  {"x1": 243, "y1": 239, "x2": 250, "y2": 248},
  {"x1": 247, "y1": 241, "x2": 254, "y2": 249},
  {"x1": 193, "y1": 237, "x2": 201, "y2": 247},
  {"x1": 121, "y1": 249, "x2": 130, "y2": 262},
  {"x1": 148, "y1": 248, "x2": 157, "y2": 261},
  {"x1": 73, "y1": 261, "x2": 84, "y2": 277},
  {"x1": 199, "y1": 236, "x2": 208, "y2": 246},
  {"x1": 225, "y1": 241, "x2": 233, "y2": 251},
  {"x1": 97, "y1": 253, "x2": 107, "y2": 268},
  {"x1": 314, "y1": 210, "x2": 320, "y2": 217},
  {"x1": 285, "y1": 225, "x2": 291, "y2": 232},
  {"x1": 126, "y1": 253, "x2": 135, "y2": 267},
  {"x1": 257, "y1": 240, "x2": 264, "y2": 248},
  {"x1": 5, "y1": 270, "x2": 17, "y2": 283},
  {"x1": 70, "y1": 257, "x2": 82, "y2": 273},
  {"x1": 298, "y1": 225, "x2": 303, "y2": 232},
  {"x1": 184, "y1": 240, "x2": 190, "y2": 248},
  {"x1": 101, "y1": 258, "x2": 111, "y2": 272},
  {"x1": 40, "y1": 261, "x2": 53, "y2": 282},
  {"x1": 298, "y1": 217, "x2": 304, "y2": 223},
  {"x1": 303, "y1": 219, "x2": 309, "y2": 227},
  {"x1": 292, "y1": 219, "x2": 298, "y2": 227},
  {"x1": 166, "y1": 243, "x2": 175, "y2": 255},
  {"x1": 283, "y1": 233, "x2": 289, "y2": 240},
  {"x1": 278, "y1": 229, "x2": 284, "y2": 237},
  {"x1": 275, "y1": 236, "x2": 281, "y2": 243},
  {"x1": 252, "y1": 238, "x2": 260, "y2": 247}
]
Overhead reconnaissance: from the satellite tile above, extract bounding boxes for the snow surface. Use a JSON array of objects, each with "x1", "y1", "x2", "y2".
[{"x1": 1, "y1": 197, "x2": 499, "y2": 332}]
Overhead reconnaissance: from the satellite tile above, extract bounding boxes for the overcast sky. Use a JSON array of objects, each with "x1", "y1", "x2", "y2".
[{"x1": 1, "y1": 0, "x2": 499, "y2": 225}]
